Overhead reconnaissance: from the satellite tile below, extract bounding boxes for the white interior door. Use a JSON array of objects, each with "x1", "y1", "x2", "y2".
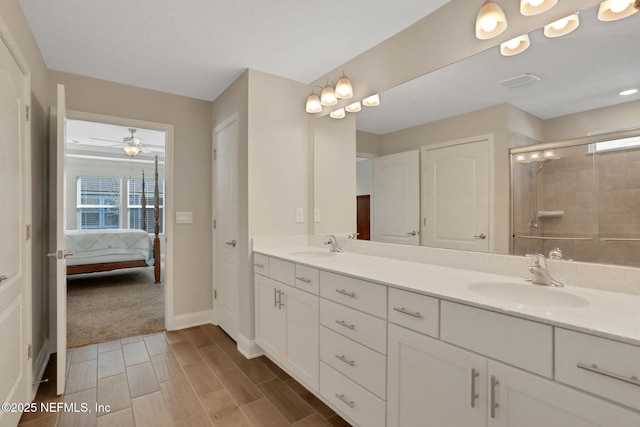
[
  {"x1": 213, "y1": 116, "x2": 239, "y2": 340},
  {"x1": 0, "y1": 27, "x2": 31, "y2": 426},
  {"x1": 372, "y1": 150, "x2": 420, "y2": 245},
  {"x1": 422, "y1": 139, "x2": 490, "y2": 252},
  {"x1": 52, "y1": 84, "x2": 71, "y2": 395}
]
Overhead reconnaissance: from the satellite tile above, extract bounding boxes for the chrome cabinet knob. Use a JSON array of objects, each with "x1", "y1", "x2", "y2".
[{"x1": 474, "y1": 233, "x2": 487, "y2": 240}]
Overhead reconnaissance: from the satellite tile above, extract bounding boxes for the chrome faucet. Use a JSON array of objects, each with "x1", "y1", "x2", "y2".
[
  {"x1": 547, "y1": 248, "x2": 564, "y2": 260},
  {"x1": 525, "y1": 254, "x2": 564, "y2": 287},
  {"x1": 325, "y1": 235, "x2": 344, "y2": 253}
]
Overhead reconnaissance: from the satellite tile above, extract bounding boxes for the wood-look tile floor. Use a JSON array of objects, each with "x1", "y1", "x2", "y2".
[{"x1": 19, "y1": 325, "x2": 350, "y2": 427}]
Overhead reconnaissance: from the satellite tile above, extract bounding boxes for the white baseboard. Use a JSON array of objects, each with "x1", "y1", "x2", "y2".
[
  {"x1": 166, "y1": 309, "x2": 214, "y2": 331},
  {"x1": 237, "y1": 334, "x2": 264, "y2": 359},
  {"x1": 31, "y1": 339, "x2": 50, "y2": 400}
]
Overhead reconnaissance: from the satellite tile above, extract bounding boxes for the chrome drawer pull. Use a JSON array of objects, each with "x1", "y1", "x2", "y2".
[
  {"x1": 470, "y1": 368, "x2": 479, "y2": 408},
  {"x1": 577, "y1": 363, "x2": 640, "y2": 387},
  {"x1": 335, "y1": 320, "x2": 355, "y2": 330},
  {"x1": 490, "y1": 375, "x2": 499, "y2": 419},
  {"x1": 393, "y1": 307, "x2": 423, "y2": 319},
  {"x1": 335, "y1": 393, "x2": 355, "y2": 408},
  {"x1": 274, "y1": 288, "x2": 277, "y2": 307},
  {"x1": 296, "y1": 276, "x2": 312, "y2": 283},
  {"x1": 335, "y1": 354, "x2": 355, "y2": 367},
  {"x1": 336, "y1": 289, "x2": 356, "y2": 298},
  {"x1": 254, "y1": 263, "x2": 265, "y2": 268}
]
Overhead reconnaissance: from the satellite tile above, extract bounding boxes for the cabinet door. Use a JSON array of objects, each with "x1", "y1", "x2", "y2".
[
  {"x1": 387, "y1": 324, "x2": 487, "y2": 427},
  {"x1": 283, "y1": 285, "x2": 319, "y2": 391},
  {"x1": 254, "y1": 275, "x2": 286, "y2": 361},
  {"x1": 488, "y1": 361, "x2": 640, "y2": 427}
]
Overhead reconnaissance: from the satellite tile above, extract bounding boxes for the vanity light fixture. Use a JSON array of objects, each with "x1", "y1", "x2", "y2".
[
  {"x1": 598, "y1": 0, "x2": 638, "y2": 21},
  {"x1": 515, "y1": 150, "x2": 560, "y2": 163},
  {"x1": 320, "y1": 80, "x2": 338, "y2": 107},
  {"x1": 335, "y1": 73, "x2": 354, "y2": 100},
  {"x1": 500, "y1": 34, "x2": 531, "y2": 56},
  {"x1": 620, "y1": 88, "x2": 638, "y2": 96},
  {"x1": 329, "y1": 108, "x2": 346, "y2": 119},
  {"x1": 305, "y1": 87, "x2": 323, "y2": 113},
  {"x1": 475, "y1": 0, "x2": 508, "y2": 40},
  {"x1": 362, "y1": 94, "x2": 381, "y2": 107},
  {"x1": 544, "y1": 12, "x2": 580, "y2": 38},
  {"x1": 520, "y1": 0, "x2": 558, "y2": 16},
  {"x1": 345, "y1": 101, "x2": 362, "y2": 113}
]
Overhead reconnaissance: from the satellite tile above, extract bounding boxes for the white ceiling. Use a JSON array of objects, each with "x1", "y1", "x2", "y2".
[
  {"x1": 18, "y1": 0, "x2": 450, "y2": 101},
  {"x1": 357, "y1": 6, "x2": 640, "y2": 135}
]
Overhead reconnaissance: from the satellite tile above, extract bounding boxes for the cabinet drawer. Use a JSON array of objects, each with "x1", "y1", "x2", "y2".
[
  {"x1": 388, "y1": 287, "x2": 439, "y2": 338},
  {"x1": 441, "y1": 301, "x2": 552, "y2": 377},
  {"x1": 555, "y1": 328, "x2": 640, "y2": 412},
  {"x1": 320, "y1": 271, "x2": 387, "y2": 318},
  {"x1": 320, "y1": 363, "x2": 386, "y2": 427},
  {"x1": 320, "y1": 326, "x2": 386, "y2": 399},
  {"x1": 295, "y1": 264, "x2": 320, "y2": 295},
  {"x1": 320, "y1": 299, "x2": 387, "y2": 354},
  {"x1": 269, "y1": 257, "x2": 295, "y2": 286},
  {"x1": 253, "y1": 253, "x2": 269, "y2": 276}
]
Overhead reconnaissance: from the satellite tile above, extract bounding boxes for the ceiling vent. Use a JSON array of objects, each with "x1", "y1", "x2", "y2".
[{"x1": 499, "y1": 73, "x2": 541, "y2": 88}]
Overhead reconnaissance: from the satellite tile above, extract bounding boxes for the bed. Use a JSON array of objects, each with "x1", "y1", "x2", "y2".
[{"x1": 66, "y1": 157, "x2": 162, "y2": 283}]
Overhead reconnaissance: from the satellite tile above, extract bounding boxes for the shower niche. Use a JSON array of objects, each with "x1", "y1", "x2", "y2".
[{"x1": 511, "y1": 132, "x2": 640, "y2": 268}]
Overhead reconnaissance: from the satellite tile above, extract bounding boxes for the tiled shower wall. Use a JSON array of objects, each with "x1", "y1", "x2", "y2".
[{"x1": 512, "y1": 140, "x2": 640, "y2": 268}]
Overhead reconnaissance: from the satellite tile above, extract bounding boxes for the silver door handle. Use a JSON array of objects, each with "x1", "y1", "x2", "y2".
[
  {"x1": 577, "y1": 363, "x2": 640, "y2": 387},
  {"x1": 335, "y1": 320, "x2": 355, "y2": 330},
  {"x1": 47, "y1": 250, "x2": 74, "y2": 259},
  {"x1": 0, "y1": 275, "x2": 7, "y2": 284},
  {"x1": 274, "y1": 288, "x2": 278, "y2": 308},
  {"x1": 225, "y1": 240, "x2": 237, "y2": 247},
  {"x1": 335, "y1": 289, "x2": 355, "y2": 298},
  {"x1": 393, "y1": 307, "x2": 423, "y2": 318},
  {"x1": 335, "y1": 393, "x2": 355, "y2": 408},
  {"x1": 470, "y1": 368, "x2": 479, "y2": 408},
  {"x1": 296, "y1": 276, "x2": 312, "y2": 283},
  {"x1": 490, "y1": 375, "x2": 499, "y2": 418},
  {"x1": 474, "y1": 233, "x2": 487, "y2": 240},
  {"x1": 335, "y1": 354, "x2": 355, "y2": 367},
  {"x1": 407, "y1": 231, "x2": 417, "y2": 236}
]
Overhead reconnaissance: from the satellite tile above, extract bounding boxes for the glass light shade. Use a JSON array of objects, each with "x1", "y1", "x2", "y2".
[
  {"x1": 500, "y1": 34, "x2": 531, "y2": 56},
  {"x1": 475, "y1": 1, "x2": 508, "y2": 40},
  {"x1": 345, "y1": 101, "x2": 362, "y2": 113},
  {"x1": 362, "y1": 94, "x2": 381, "y2": 107},
  {"x1": 122, "y1": 145, "x2": 141, "y2": 157},
  {"x1": 520, "y1": 0, "x2": 558, "y2": 16},
  {"x1": 598, "y1": 0, "x2": 638, "y2": 20},
  {"x1": 320, "y1": 84, "x2": 337, "y2": 106},
  {"x1": 329, "y1": 108, "x2": 346, "y2": 119},
  {"x1": 335, "y1": 76, "x2": 354, "y2": 99},
  {"x1": 544, "y1": 13, "x2": 580, "y2": 38},
  {"x1": 305, "y1": 93, "x2": 322, "y2": 113}
]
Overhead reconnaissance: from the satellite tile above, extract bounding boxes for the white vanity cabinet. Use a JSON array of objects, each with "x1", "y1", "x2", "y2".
[{"x1": 254, "y1": 262, "x2": 319, "y2": 390}]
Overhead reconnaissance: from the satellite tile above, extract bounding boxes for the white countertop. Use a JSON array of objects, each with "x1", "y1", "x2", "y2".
[{"x1": 255, "y1": 245, "x2": 640, "y2": 347}]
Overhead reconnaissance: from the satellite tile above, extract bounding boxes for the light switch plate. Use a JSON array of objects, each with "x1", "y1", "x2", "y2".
[
  {"x1": 314, "y1": 209, "x2": 321, "y2": 223},
  {"x1": 295, "y1": 208, "x2": 304, "y2": 223}
]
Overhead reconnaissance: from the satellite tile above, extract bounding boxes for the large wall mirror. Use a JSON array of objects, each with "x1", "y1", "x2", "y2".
[{"x1": 313, "y1": 4, "x2": 640, "y2": 268}]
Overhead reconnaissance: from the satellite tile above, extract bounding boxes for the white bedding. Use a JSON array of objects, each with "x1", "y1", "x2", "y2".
[{"x1": 65, "y1": 229, "x2": 154, "y2": 266}]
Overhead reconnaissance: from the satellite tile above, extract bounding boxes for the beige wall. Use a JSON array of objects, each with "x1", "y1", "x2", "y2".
[
  {"x1": 0, "y1": 0, "x2": 50, "y2": 387},
  {"x1": 356, "y1": 130, "x2": 383, "y2": 156},
  {"x1": 49, "y1": 71, "x2": 213, "y2": 317}
]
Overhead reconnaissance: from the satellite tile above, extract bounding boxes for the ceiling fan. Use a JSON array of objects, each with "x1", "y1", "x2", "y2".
[{"x1": 90, "y1": 128, "x2": 154, "y2": 157}]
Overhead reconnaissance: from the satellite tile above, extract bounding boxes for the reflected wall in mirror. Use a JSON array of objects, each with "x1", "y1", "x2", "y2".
[
  {"x1": 512, "y1": 133, "x2": 640, "y2": 268},
  {"x1": 313, "y1": 3, "x2": 640, "y2": 267}
]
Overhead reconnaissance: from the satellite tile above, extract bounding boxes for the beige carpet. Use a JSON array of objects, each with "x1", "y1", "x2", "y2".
[{"x1": 67, "y1": 267, "x2": 165, "y2": 348}]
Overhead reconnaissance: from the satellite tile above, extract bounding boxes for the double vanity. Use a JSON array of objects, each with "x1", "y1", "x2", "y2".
[{"x1": 253, "y1": 242, "x2": 640, "y2": 426}]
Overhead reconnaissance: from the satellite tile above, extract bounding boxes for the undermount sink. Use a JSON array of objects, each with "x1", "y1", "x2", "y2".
[
  {"x1": 468, "y1": 282, "x2": 589, "y2": 308},
  {"x1": 288, "y1": 250, "x2": 337, "y2": 259}
]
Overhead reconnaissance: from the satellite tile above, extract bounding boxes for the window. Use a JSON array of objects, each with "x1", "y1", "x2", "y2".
[
  {"x1": 589, "y1": 135, "x2": 640, "y2": 153},
  {"x1": 128, "y1": 178, "x2": 165, "y2": 234},
  {"x1": 77, "y1": 176, "x2": 121, "y2": 229}
]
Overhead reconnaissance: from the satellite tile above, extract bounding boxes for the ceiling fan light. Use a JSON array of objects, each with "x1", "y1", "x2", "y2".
[
  {"x1": 520, "y1": 0, "x2": 558, "y2": 16},
  {"x1": 544, "y1": 13, "x2": 580, "y2": 38},
  {"x1": 500, "y1": 34, "x2": 531, "y2": 56},
  {"x1": 321, "y1": 84, "x2": 337, "y2": 106},
  {"x1": 598, "y1": 0, "x2": 638, "y2": 20},
  {"x1": 475, "y1": 0, "x2": 508, "y2": 40},
  {"x1": 329, "y1": 108, "x2": 346, "y2": 119},
  {"x1": 122, "y1": 145, "x2": 141, "y2": 157},
  {"x1": 335, "y1": 75, "x2": 354, "y2": 100},
  {"x1": 305, "y1": 93, "x2": 322, "y2": 113},
  {"x1": 362, "y1": 94, "x2": 380, "y2": 107},
  {"x1": 345, "y1": 101, "x2": 362, "y2": 113}
]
